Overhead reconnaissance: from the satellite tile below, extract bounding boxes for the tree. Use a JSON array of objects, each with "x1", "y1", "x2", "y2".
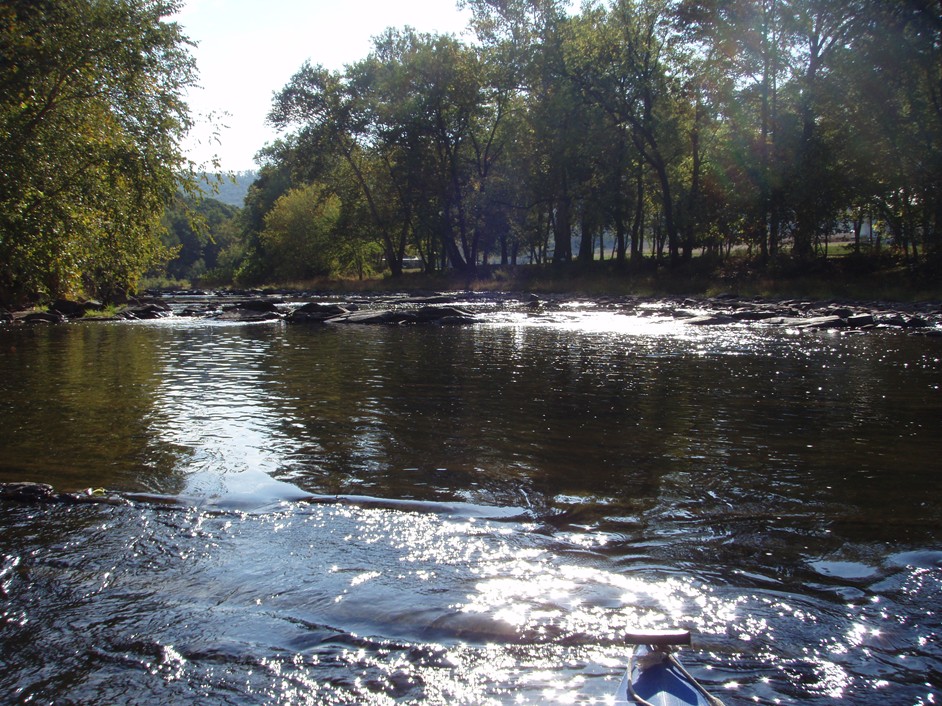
[
  {"x1": 466, "y1": 0, "x2": 628, "y2": 268},
  {"x1": 784, "y1": 0, "x2": 868, "y2": 258},
  {"x1": 271, "y1": 28, "x2": 513, "y2": 276},
  {"x1": 0, "y1": 0, "x2": 198, "y2": 304},
  {"x1": 570, "y1": 0, "x2": 689, "y2": 263},
  {"x1": 357, "y1": 28, "x2": 514, "y2": 272},
  {"x1": 259, "y1": 183, "x2": 341, "y2": 281},
  {"x1": 270, "y1": 62, "x2": 412, "y2": 276},
  {"x1": 673, "y1": 0, "x2": 791, "y2": 258},
  {"x1": 856, "y1": 1, "x2": 942, "y2": 261}
]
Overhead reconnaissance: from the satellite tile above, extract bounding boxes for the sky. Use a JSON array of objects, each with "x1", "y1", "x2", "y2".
[{"x1": 174, "y1": 0, "x2": 473, "y2": 173}]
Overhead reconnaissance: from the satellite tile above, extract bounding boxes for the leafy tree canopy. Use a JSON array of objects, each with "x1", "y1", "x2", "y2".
[
  {"x1": 0, "y1": 0, "x2": 197, "y2": 305},
  {"x1": 254, "y1": 0, "x2": 942, "y2": 280},
  {"x1": 260, "y1": 182, "x2": 342, "y2": 282}
]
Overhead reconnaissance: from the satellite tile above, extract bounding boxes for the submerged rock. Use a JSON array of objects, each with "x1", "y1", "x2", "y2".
[
  {"x1": 327, "y1": 309, "x2": 412, "y2": 325},
  {"x1": 797, "y1": 315, "x2": 847, "y2": 329},
  {"x1": 413, "y1": 306, "x2": 477, "y2": 323},
  {"x1": 0, "y1": 482, "x2": 128, "y2": 506},
  {"x1": 231, "y1": 299, "x2": 282, "y2": 313},
  {"x1": 683, "y1": 314, "x2": 736, "y2": 326}
]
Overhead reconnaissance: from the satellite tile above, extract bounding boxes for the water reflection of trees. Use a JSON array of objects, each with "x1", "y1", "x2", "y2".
[
  {"x1": 2, "y1": 321, "x2": 936, "y2": 541},
  {"x1": 268, "y1": 325, "x2": 940, "y2": 540},
  {"x1": 0, "y1": 324, "x2": 186, "y2": 493},
  {"x1": 268, "y1": 325, "x2": 704, "y2": 512}
]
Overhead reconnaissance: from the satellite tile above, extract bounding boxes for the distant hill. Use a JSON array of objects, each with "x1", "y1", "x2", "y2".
[{"x1": 200, "y1": 170, "x2": 257, "y2": 207}]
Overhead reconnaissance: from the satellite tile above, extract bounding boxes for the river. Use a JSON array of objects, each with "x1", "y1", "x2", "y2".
[{"x1": 1, "y1": 297, "x2": 940, "y2": 704}]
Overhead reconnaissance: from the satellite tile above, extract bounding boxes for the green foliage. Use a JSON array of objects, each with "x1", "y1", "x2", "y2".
[
  {"x1": 4, "y1": 0, "x2": 942, "y2": 296},
  {"x1": 0, "y1": 0, "x2": 197, "y2": 305},
  {"x1": 259, "y1": 183, "x2": 341, "y2": 281},
  {"x1": 161, "y1": 196, "x2": 241, "y2": 284},
  {"x1": 269, "y1": 28, "x2": 513, "y2": 276},
  {"x1": 249, "y1": 0, "x2": 942, "y2": 286}
]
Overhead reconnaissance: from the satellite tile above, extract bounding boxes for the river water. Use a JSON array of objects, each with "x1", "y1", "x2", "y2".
[{"x1": 1, "y1": 297, "x2": 940, "y2": 705}]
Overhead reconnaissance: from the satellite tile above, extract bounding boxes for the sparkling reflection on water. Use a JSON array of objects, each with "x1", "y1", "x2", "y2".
[{"x1": 0, "y1": 307, "x2": 940, "y2": 704}]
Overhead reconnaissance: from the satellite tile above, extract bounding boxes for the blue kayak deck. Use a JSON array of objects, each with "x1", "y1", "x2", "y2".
[{"x1": 614, "y1": 649, "x2": 718, "y2": 706}]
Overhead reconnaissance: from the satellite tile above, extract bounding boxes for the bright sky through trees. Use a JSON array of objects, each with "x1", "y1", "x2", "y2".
[{"x1": 175, "y1": 0, "x2": 472, "y2": 172}]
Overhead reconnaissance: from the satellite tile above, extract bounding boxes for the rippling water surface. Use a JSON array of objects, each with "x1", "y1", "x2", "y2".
[{"x1": 1, "y1": 301, "x2": 940, "y2": 704}]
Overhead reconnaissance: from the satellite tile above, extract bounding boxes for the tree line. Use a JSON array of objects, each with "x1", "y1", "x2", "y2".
[
  {"x1": 235, "y1": 0, "x2": 942, "y2": 283},
  {"x1": 3, "y1": 0, "x2": 941, "y2": 306}
]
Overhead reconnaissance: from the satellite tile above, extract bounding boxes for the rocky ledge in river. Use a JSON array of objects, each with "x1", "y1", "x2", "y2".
[
  {"x1": 3, "y1": 292, "x2": 940, "y2": 334},
  {"x1": 668, "y1": 296, "x2": 941, "y2": 334},
  {"x1": 278, "y1": 292, "x2": 938, "y2": 332},
  {"x1": 286, "y1": 301, "x2": 479, "y2": 326},
  {"x1": 3, "y1": 298, "x2": 174, "y2": 323},
  {"x1": 171, "y1": 299, "x2": 480, "y2": 324}
]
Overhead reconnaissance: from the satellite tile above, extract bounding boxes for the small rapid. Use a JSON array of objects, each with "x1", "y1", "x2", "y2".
[{"x1": 2, "y1": 492, "x2": 938, "y2": 704}]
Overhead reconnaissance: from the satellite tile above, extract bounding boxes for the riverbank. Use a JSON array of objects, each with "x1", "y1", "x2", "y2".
[
  {"x1": 3, "y1": 257, "x2": 941, "y2": 330},
  {"x1": 254, "y1": 255, "x2": 942, "y2": 304}
]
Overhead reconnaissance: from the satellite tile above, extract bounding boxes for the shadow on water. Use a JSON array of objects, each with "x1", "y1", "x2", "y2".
[{"x1": 0, "y1": 311, "x2": 940, "y2": 703}]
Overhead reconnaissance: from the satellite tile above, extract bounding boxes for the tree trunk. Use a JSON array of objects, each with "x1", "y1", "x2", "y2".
[
  {"x1": 630, "y1": 161, "x2": 644, "y2": 262},
  {"x1": 614, "y1": 212, "x2": 627, "y2": 266},
  {"x1": 578, "y1": 208, "x2": 594, "y2": 264},
  {"x1": 553, "y1": 194, "x2": 573, "y2": 264}
]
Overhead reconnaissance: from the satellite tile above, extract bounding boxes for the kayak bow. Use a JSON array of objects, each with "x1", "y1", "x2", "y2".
[{"x1": 614, "y1": 630, "x2": 725, "y2": 706}]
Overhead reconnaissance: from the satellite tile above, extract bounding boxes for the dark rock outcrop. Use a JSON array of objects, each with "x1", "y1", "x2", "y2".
[
  {"x1": 48, "y1": 299, "x2": 104, "y2": 318},
  {"x1": 287, "y1": 302, "x2": 351, "y2": 323},
  {"x1": 214, "y1": 300, "x2": 283, "y2": 322},
  {"x1": 49, "y1": 299, "x2": 87, "y2": 318},
  {"x1": 0, "y1": 482, "x2": 58, "y2": 501},
  {"x1": 322, "y1": 305, "x2": 479, "y2": 326},
  {"x1": 727, "y1": 310, "x2": 781, "y2": 322},
  {"x1": 116, "y1": 301, "x2": 172, "y2": 320},
  {"x1": 846, "y1": 313, "x2": 875, "y2": 328},
  {"x1": 286, "y1": 302, "x2": 479, "y2": 326},
  {"x1": 22, "y1": 311, "x2": 65, "y2": 324}
]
